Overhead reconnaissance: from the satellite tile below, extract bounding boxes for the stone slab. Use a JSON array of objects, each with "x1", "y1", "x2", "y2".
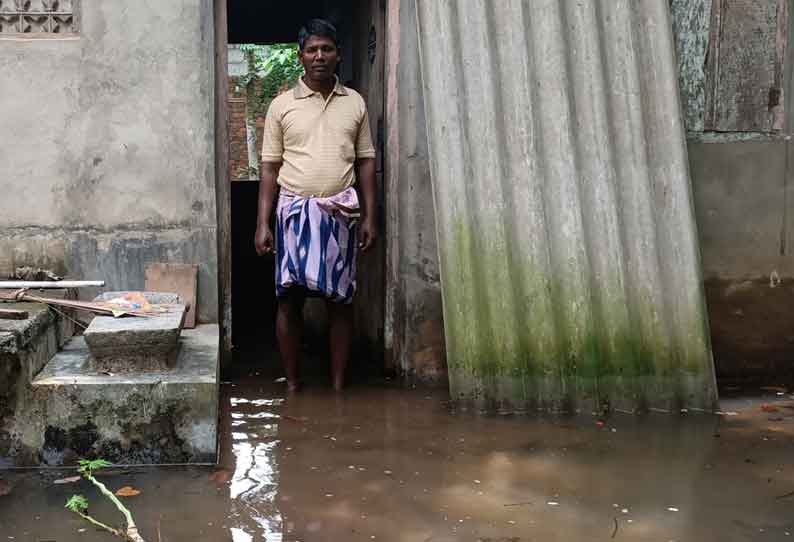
[
  {"x1": 0, "y1": 290, "x2": 77, "y2": 353},
  {"x1": 12, "y1": 325, "x2": 220, "y2": 466},
  {"x1": 145, "y1": 263, "x2": 199, "y2": 328},
  {"x1": 0, "y1": 303, "x2": 55, "y2": 354},
  {"x1": 84, "y1": 291, "x2": 186, "y2": 372},
  {"x1": 0, "y1": 297, "x2": 76, "y2": 388}
]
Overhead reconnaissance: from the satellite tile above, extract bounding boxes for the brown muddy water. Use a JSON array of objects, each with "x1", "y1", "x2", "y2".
[{"x1": 2, "y1": 365, "x2": 794, "y2": 541}]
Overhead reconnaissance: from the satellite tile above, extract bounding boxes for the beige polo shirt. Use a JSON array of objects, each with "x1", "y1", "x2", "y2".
[{"x1": 261, "y1": 77, "x2": 376, "y2": 197}]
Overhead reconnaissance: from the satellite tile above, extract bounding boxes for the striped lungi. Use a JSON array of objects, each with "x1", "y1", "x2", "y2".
[{"x1": 275, "y1": 186, "x2": 360, "y2": 304}]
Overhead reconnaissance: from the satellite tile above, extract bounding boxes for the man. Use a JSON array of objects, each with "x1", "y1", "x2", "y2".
[{"x1": 254, "y1": 19, "x2": 378, "y2": 392}]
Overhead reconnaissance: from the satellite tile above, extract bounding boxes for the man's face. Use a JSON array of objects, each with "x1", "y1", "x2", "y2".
[{"x1": 299, "y1": 35, "x2": 339, "y2": 81}]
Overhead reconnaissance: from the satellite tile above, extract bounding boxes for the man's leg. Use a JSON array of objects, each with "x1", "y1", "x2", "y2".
[
  {"x1": 276, "y1": 290, "x2": 305, "y2": 392},
  {"x1": 326, "y1": 301, "x2": 354, "y2": 392}
]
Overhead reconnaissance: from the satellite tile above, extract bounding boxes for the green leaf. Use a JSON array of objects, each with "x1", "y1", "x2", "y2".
[
  {"x1": 77, "y1": 458, "x2": 112, "y2": 475},
  {"x1": 65, "y1": 494, "x2": 89, "y2": 513},
  {"x1": 236, "y1": 43, "x2": 304, "y2": 118}
]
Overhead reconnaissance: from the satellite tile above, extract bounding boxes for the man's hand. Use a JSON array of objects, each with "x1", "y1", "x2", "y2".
[
  {"x1": 356, "y1": 157, "x2": 377, "y2": 253},
  {"x1": 255, "y1": 225, "x2": 275, "y2": 255},
  {"x1": 358, "y1": 216, "x2": 377, "y2": 252},
  {"x1": 256, "y1": 160, "x2": 281, "y2": 257}
]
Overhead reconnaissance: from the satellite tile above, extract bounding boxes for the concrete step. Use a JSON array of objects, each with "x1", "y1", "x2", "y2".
[
  {"x1": 0, "y1": 292, "x2": 77, "y2": 385},
  {"x1": 5, "y1": 325, "x2": 218, "y2": 467},
  {"x1": 1, "y1": 293, "x2": 77, "y2": 465}
]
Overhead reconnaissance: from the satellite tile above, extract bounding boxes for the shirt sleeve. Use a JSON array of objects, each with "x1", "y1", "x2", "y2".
[
  {"x1": 260, "y1": 101, "x2": 284, "y2": 162},
  {"x1": 355, "y1": 108, "x2": 377, "y2": 159}
]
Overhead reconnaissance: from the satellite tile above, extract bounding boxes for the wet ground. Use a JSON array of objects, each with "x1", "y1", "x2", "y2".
[{"x1": 2, "y1": 362, "x2": 794, "y2": 541}]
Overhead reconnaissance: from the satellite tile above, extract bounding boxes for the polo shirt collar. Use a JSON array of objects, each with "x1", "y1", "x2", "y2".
[{"x1": 294, "y1": 76, "x2": 348, "y2": 99}]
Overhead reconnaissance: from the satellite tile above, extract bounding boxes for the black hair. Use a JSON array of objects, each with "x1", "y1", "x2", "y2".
[{"x1": 298, "y1": 19, "x2": 338, "y2": 51}]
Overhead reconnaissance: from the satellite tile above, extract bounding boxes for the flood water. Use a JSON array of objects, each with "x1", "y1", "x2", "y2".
[{"x1": 2, "y1": 362, "x2": 794, "y2": 541}]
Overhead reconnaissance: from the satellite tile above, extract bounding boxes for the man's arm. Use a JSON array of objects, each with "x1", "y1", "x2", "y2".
[
  {"x1": 357, "y1": 157, "x2": 377, "y2": 252},
  {"x1": 255, "y1": 160, "x2": 281, "y2": 255}
]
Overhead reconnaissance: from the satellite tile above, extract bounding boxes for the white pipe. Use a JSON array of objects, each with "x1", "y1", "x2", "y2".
[{"x1": 0, "y1": 281, "x2": 105, "y2": 289}]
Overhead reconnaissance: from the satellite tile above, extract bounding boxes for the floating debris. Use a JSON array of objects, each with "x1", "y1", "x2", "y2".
[
  {"x1": 209, "y1": 470, "x2": 231, "y2": 483},
  {"x1": 0, "y1": 480, "x2": 12, "y2": 497},
  {"x1": 114, "y1": 486, "x2": 142, "y2": 497},
  {"x1": 53, "y1": 476, "x2": 81, "y2": 485}
]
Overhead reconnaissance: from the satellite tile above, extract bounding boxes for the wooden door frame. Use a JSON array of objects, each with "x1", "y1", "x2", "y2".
[{"x1": 214, "y1": 0, "x2": 232, "y2": 362}]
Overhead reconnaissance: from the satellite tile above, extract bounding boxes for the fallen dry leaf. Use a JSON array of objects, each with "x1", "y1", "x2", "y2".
[
  {"x1": 53, "y1": 475, "x2": 81, "y2": 485},
  {"x1": 0, "y1": 479, "x2": 12, "y2": 497},
  {"x1": 209, "y1": 469, "x2": 231, "y2": 483},
  {"x1": 115, "y1": 486, "x2": 142, "y2": 497},
  {"x1": 761, "y1": 404, "x2": 779, "y2": 413},
  {"x1": 283, "y1": 415, "x2": 309, "y2": 423}
]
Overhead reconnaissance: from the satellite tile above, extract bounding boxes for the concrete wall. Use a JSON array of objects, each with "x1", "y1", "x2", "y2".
[
  {"x1": 689, "y1": 139, "x2": 794, "y2": 380},
  {"x1": 690, "y1": 140, "x2": 793, "y2": 280},
  {"x1": 350, "y1": 0, "x2": 388, "y2": 360},
  {"x1": 385, "y1": 0, "x2": 445, "y2": 383},
  {"x1": 0, "y1": 1, "x2": 218, "y2": 322}
]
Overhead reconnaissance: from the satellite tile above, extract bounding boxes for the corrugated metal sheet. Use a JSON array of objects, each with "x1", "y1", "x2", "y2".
[{"x1": 415, "y1": 0, "x2": 718, "y2": 413}]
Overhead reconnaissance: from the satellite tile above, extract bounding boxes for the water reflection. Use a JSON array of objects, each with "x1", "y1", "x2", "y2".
[
  {"x1": 227, "y1": 395, "x2": 284, "y2": 541},
  {"x1": 231, "y1": 398, "x2": 286, "y2": 407},
  {"x1": 230, "y1": 527, "x2": 253, "y2": 542}
]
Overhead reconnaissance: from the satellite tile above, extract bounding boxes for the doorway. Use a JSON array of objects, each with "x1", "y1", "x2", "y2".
[{"x1": 218, "y1": 0, "x2": 387, "y2": 381}]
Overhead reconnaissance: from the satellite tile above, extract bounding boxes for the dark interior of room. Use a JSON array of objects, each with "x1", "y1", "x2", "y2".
[{"x1": 228, "y1": 0, "x2": 345, "y2": 44}]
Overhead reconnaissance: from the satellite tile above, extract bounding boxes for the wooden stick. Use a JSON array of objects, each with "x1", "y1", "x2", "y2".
[
  {"x1": 82, "y1": 472, "x2": 147, "y2": 542},
  {"x1": 0, "y1": 308, "x2": 28, "y2": 320},
  {"x1": 0, "y1": 281, "x2": 104, "y2": 289},
  {"x1": 0, "y1": 290, "x2": 153, "y2": 318}
]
